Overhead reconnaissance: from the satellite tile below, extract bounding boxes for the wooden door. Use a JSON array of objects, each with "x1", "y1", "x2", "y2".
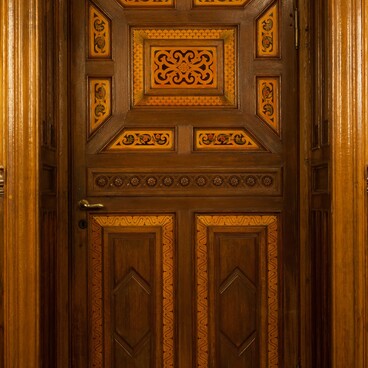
[{"x1": 71, "y1": 0, "x2": 298, "y2": 367}]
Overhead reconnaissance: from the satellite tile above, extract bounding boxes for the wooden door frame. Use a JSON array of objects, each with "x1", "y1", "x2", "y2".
[{"x1": 0, "y1": 0, "x2": 367, "y2": 367}]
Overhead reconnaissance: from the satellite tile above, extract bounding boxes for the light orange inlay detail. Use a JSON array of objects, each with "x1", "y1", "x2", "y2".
[
  {"x1": 89, "y1": 4, "x2": 111, "y2": 58},
  {"x1": 90, "y1": 215, "x2": 175, "y2": 368},
  {"x1": 89, "y1": 78, "x2": 111, "y2": 136},
  {"x1": 196, "y1": 215, "x2": 279, "y2": 368},
  {"x1": 257, "y1": 2, "x2": 279, "y2": 57},
  {"x1": 257, "y1": 77, "x2": 280, "y2": 133},
  {"x1": 106, "y1": 129, "x2": 174, "y2": 151},
  {"x1": 151, "y1": 47, "x2": 217, "y2": 89},
  {"x1": 132, "y1": 28, "x2": 236, "y2": 107},
  {"x1": 193, "y1": 0, "x2": 250, "y2": 6},
  {"x1": 117, "y1": 0, "x2": 174, "y2": 7},
  {"x1": 195, "y1": 129, "x2": 263, "y2": 151}
]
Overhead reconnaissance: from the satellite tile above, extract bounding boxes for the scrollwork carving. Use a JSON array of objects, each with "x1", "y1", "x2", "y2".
[
  {"x1": 257, "y1": 2, "x2": 279, "y2": 58},
  {"x1": 89, "y1": 4, "x2": 111, "y2": 58}
]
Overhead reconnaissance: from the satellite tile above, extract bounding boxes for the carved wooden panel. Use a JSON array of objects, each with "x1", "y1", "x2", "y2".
[
  {"x1": 89, "y1": 215, "x2": 175, "y2": 367},
  {"x1": 257, "y1": 2, "x2": 279, "y2": 58},
  {"x1": 257, "y1": 77, "x2": 280, "y2": 134},
  {"x1": 105, "y1": 129, "x2": 175, "y2": 151},
  {"x1": 89, "y1": 3, "x2": 111, "y2": 59},
  {"x1": 193, "y1": 0, "x2": 250, "y2": 6},
  {"x1": 88, "y1": 169, "x2": 282, "y2": 196},
  {"x1": 194, "y1": 128, "x2": 265, "y2": 151},
  {"x1": 116, "y1": 0, "x2": 175, "y2": 7},
  {"x1": 196, "y1": 215, "x2": 279, "y2": 367},
  {"x1": 132, "y1": 27, "x2": 237, "y2": 107},
  {"x1": 89, "y1": 78, "x2": 111, "y2": 137}
]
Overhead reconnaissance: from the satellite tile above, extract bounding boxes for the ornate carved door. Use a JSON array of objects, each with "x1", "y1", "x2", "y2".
[{"x1": 71, "y1": 0, "x2": 298, "y2": 367}]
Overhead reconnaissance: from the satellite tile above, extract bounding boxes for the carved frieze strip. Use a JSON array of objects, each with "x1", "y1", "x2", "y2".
[
  {"x1": 105, "y1": 129, "x2": 175, "y2": 151},
  {"x1": 90, "y1": 215, "x2": 175, "y2": 368},
  {"x1": 194, "y1": 128, "x2": 265, "y2": 151},
  {"x1": 116, "y1": 0, "x2": 175, "y2": 7},
  {"x1": 88, "y1": 78, "x2": 112, "y2": 137},
  {"x1": 132, "y1": 27, "x2": 236, "y2": 107},
  {"x1": 89, "y1": 3, "x2": 111, "y2": 59},
  {"x1": 256, "y1": 1, "x2": 279, "y2": 58},
  {"x1": 195, "y1": 215, "x2": 279, "y2": 367},
  {"x1": 88, "y1": 170, "x2": 281, "y2": 196},
  {"x1": 193, "y1": 0, "x2": 250, "y2": 7},
  {"x1": 256, "y1": 77, "x2": 280, "y2": 134}
]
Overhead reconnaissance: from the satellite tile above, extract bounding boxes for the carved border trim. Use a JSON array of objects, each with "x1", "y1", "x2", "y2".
[
  {"x1": 90, "y1": 215, "x2": 175, "y2": 368},
  {"x1": 195, "y1": 215, "x2": 279, "y2": 367}
]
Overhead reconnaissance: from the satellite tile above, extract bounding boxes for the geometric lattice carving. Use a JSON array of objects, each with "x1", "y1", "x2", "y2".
[
  {"x1": 105, "y1": 129, "x2": 174, "y2": 151},
  {"x1": 132, "y1": 27, "x2": 237, "y2": 107},
  {"x1": 193, "y1": 0, "x2": 250, "y2": 6},
  {"x1": 257, "y1": 1, "x2": 279, "y2": 58},
  {"x1": 89, "y1": 3, "x2": 111, "y2": 58},
  {"x1": 151, "y1": 47, "x2": 217, "y2": 88},
  {"x1": 196, "y1": 215, "x2": 279, "y2": 368},
  {"x1": 194, "y1": 129, "x2": 265, "y2": 151},
  {"x1": 89, "y1": 78, "x2": 111, "y2": 137},
  {"x1": 90, "y1": 215, "x2": 175, "y2": 368},
  {"x1": 116, "y1": 0, "x2": 175, "y2": 7},
  {"x1": 257, "y1": 77, "x2": 280, "y2": 134}
]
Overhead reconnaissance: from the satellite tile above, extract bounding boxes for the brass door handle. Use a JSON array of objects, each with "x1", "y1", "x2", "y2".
[{"x1": 78, "y1": 199, "x2": 104, "y2": 210}]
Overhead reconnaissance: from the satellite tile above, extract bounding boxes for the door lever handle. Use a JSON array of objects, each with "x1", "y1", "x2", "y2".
[{"x1": 78, "y1": 199, "x2": 104, "y2": 210}]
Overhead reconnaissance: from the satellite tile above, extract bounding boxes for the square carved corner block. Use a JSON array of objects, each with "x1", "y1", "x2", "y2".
[{"x1": 131, "y1": 27, "x2": 237, "y2": 108}]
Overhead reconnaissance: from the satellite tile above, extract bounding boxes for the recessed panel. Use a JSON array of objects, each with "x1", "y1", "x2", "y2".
[
  {"x1": 132, "y1": 27, "x2": 237, "y2": 107},
  {"x1": 89, "y1": 3, "x2": 111, "y2": 58},
  {"x1": 116, "y1": 0, "x2": 175, "y2": 7},
  {"x1": 193, "y1": 0, "x2": 250, "y2": 6}
]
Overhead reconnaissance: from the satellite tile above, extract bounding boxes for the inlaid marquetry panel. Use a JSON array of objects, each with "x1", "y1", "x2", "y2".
[
  {"x1": 194, "y1": 128, "x2": 265, "y2": 151},
  {"x1": 196, "y1": 215, "x2": 279, "y2": 368},
  {"x1": 193, "y1": 0, "x2": 250, "y2": 6},
  {"x1": 88, "y1": 169, "x2": 282, "y2": 196},
  {"x1": 257, "y1": 2, "x2": 279, "y2": 58},
  {"x1": 116, "y1": 0, "x2": 175, "y2": 7},
  {"x1": 105, "y1": 129, "x2": 174, "y2": 151},
  {"x1": 257, "y1": 77, "x2": 280, "y2": 134},
  {"x1": 132, "y1": 27, "x2": 237, "y2": 107},
  {"x1": 88, "y1": 78, "x2": 111, "y2": 137},
  {"x1": 89, "y1": 3, "x2": 111, "y2": 58},
  {"x1": 89, "y1": 215, "x2": 175, "y2": 368},
  {"x1": 151, "y1": 46, "x2": 218, "y2": 89}
]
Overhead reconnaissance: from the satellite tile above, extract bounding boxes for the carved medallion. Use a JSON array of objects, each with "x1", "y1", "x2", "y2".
[
  {"x1": 257, "y1": 2, "x2": 279, "y2": 58},
  {"x1": 257, "y1": 77, "x2": 280, "y2": 134},
  {"x1": 193, "y1": 0, "x2": 250, "y2": 6},
  {"x1": 89, "y1": 4, "x2": 111, "y2": 58},
  {"x1": 194, "y1": 129, "x2": 265, "y2": 151},
  {"x1": 196, "y1": 215, "x2": 279, "y2": 367},
  {"x1": 132, "y1": 27, "x2": 237, "y2": 107},
  {"x1": 89, "y1": 78, "x2": 111, "y2": 136},
  {"x1": 105, "y1": 129, "x2": 174, "y2": 151},
  {"x1": 116, "y1": 0, "x2": 175, "y2": 7}
]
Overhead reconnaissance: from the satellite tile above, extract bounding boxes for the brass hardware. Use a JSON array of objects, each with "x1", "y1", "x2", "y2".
[
  {"x1": 78, "y1": 199, "x2": 104, "y2": 210},
  {"x1": 294, "y1": 8, "x2": 299, "y2": 49},
  {"x1": 0, "y1": 166, "x2": 4, "y2": 196}
]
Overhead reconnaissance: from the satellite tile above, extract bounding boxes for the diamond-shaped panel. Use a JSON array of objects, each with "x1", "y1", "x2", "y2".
[
  {"x1": 219, "y1": 269, "x2": 256, "y2": 348},
  {"x1": 114, "y1": 270, "x2": 151, "y2": 348}
]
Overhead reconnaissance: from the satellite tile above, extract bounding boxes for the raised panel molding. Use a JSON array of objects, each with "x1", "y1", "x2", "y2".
[
  {"x1": 195, "y1": 215, "x2": 279, "y2": 367},
  {"x1": 89, "y1": 3, "x2": 111, "y2": 59},
  {"x1": 132, "y1": 27, "x2": 237, "y2": 107},
  {"x1": 89, "y1": 215, "x2": 175, "y2": 367},
  {"x1": 88, "y1": 169, "x2": 282, "y2": 196},
  {"x1": 256, "y1": 1, "x2": 279, "y2": 58}
]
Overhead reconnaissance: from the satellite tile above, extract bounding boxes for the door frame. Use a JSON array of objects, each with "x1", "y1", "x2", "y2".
[{"x1": 0, "y1": 0, "x2": 367, "y2": 367}]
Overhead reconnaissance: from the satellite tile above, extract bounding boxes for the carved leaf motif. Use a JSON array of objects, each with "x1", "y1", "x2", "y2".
[
  {"x1": 257, "y1": 2, "x2": 279, "y2": 57},
  {"x1": 89, "y1": 4, "x2": 111, "y2": 58}
]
